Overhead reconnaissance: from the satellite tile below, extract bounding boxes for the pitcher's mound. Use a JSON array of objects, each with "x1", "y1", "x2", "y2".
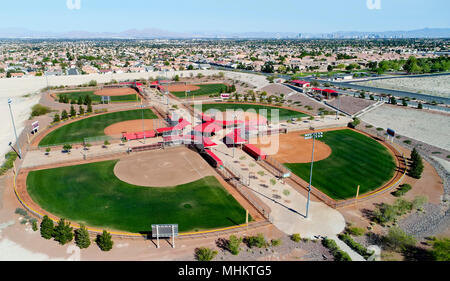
[{"x1": 114, "y1": 147, "x2": 214, "y2": 187}]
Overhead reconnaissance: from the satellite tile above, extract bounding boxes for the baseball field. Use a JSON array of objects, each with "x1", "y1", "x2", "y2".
[
  {"x1": 56, "y1": 88, "x2": 141, "y2": 103},
  {"x1": 38, "y1": 109, "x2": 157, "y2": 146},
  {"x1": 26, "y1": 160, "x2": 249, "y2": 233},
  {"x1": 283, "y1": 129, "x2": 397, "y2": 200},
  {"x1": 201, "y1": 103, "x2": 309, "y2": 121},
  {"x1": 170, "y1": 84, "x2": 229, "y2": 98}
]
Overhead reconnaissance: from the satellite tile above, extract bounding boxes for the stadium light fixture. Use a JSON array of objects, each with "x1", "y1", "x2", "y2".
[
  {"x1": 304, "y1": 131, "x2": 323, "y2": 219},
  {"x1": 8, "y1": 98, "x2": 22, "y2": 159}
]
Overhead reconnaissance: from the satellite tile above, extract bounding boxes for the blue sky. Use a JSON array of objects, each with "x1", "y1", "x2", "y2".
[{"x1": 1, "y1": 0, "x2": 449, "y2": 33}]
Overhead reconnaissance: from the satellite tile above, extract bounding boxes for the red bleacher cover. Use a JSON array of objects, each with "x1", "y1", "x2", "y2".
[
  {"x1": 205, "y1": 149, "x2": 223, "y2": 166},
  {"x1": 243, "y1": 144, "x2": 266, "y2": 160}
]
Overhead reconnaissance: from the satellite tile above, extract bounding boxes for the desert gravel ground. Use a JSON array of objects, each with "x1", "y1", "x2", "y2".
[
  {"x1": 360, "y1": 105, "x2": 450, "y2": 151},
  {"x1": 355, "y1": 75, "x2": 450, "y2": 98}
]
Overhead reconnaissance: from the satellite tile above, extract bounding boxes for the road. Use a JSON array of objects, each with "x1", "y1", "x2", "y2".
[{"x1": 211, "y1": 65, "x2": 450, "y2": 105}]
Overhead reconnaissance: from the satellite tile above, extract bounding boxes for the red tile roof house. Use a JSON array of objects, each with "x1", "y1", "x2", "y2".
[{"x1": 290, "y1": 80, "x2": 311, "y2": 88}]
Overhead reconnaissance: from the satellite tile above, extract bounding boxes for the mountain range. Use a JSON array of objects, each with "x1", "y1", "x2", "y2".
[{"x1": 0, "y1": 27, "x2": 449, "y2": 39}]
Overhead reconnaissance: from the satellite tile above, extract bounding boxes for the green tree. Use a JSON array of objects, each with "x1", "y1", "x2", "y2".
[
  {"x1": 40, "y1": 215, "x2": 54, "y2": 240},
  {"x1": 390, "y1": 96, "x2": 397, "y2": 105},
  {"x1": 63, "y1": 144, "x2": 72, "y2": 152},
  {"x1": 409, "y1": 148, "x2": 424, "y2": 179},
  {"x1": 227, "y1": 235, "x2": 243, "y2": 255},
  {"x1": 53, "y1": 113, "x2": 60, "y2": 123},
  {"x1": 96, "y1": 230, "x2": 114, "y2": 251},
  {"x1": 418, "y1": 102, "x2": 423, "y2": 109},
  {"x1": 61, "y1": 109, "x2": 69, "y2": 120},
  {"x1": 75, "y1": 224, "x2": 91, "y2": 249},
  {"x1": 87, "y1": 103, "x2": 93, "y2": 113},
  {"x1": 384, "y1": 227, "x2": 416, "y2": 251},
  {"x1": 53, "y1": 218, "x2": 74, "y2": 245},
  {"x1": 70, "y1": 105, "x2": 76, "y2": 117},
  {"x1": 79, "y1": 106, "x2": 85, "y2": 115}
]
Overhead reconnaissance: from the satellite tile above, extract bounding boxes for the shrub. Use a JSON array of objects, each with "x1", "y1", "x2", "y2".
[
  {"x1": 384, "y1": 227, "x2": 416, "y2": 251},
  {"x1": 31, "y1": 104, "x2": 51, "y2": 117},
  {"x1": 96, "y1": 230, "x2": 114, "y2": 251},
  {"x1": 245, "y1": 233, "x2": 268, "y2": 248},
  {"x1": 31, "y1": 219, "x2": 38, "y2": 232},
  {"x1": 322, "y1": 238, "x2": 352, "y2": 261},
  {"x1": 0, "y1": 151, "x2": 18, "y2": 176},
  {"x1": 392, "y1": 184, "x2": 412, "y2": 197},
  {"x1": 338, "y1": 233, "x2": 373, "y2": 259},
  {"x1": 412, "y1": 196, "x2": 427, "y2": 210},
  {"x1": 271, "y1": 239, "x2": 282, "y2": 247},
  {"x1": 75, "y1": 224, "x2": 91, "y2": 249},
  {"x1": 40, "y1": 215, "x2": 54, "y2": 240},
  {"x1": 431, "y1": 238, "x2": 450, "y2": 261},
  {"x1": 195, "y1": 247, "x2": 217, "y2": 261},
  {"x1": 53, "y1": 218, "x2": 74, "y2": 245},
  {"x1": 346, "y1": 226, "x2": 366, "y2": 236},
  {"x1": 227, "y1": 235, "x2": 243, "y2": 255},
  {"x1": 15, "y1": 208, "x2": 28, "y2": 216},
  {"x1": 291, "y1": 234, "x2": 301, "y2": 242},
  {"x1": 403, "y1": 140, "x2": 412, "y2": 145}
]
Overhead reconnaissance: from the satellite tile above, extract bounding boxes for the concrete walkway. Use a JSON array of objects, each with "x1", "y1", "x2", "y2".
[{"x1": 212, "y1": 144, "x2": 346, "y2": 238}]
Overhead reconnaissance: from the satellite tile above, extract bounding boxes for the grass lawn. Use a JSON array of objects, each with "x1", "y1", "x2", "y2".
[
  {"x1": 39, "y1": 109, "x2": 157, "y2": 146},
  {"x1": 200, "y1": 103, "x2": 309, "y2": 121},
  {"x1": 171, "y1": 84, "x2": 228, "y2": 98},
  {"x1": 57, "y1": 91, "x2": 140, "y2": 103},
  {"x1": 27, "y1": 160, "x2": 249, "y2": 233},
  {"x1": 285, "y1": 129, "x2": 396, "y2": 200}
]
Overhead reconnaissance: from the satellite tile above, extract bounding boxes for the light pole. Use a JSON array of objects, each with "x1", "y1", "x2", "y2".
[
  {"x1": 141, "y1": 104, "x2": 146, "y2": 144},
  {"x1": 304, "y1": 131, "x2": 323, "y2": 219},
  {"x1": 8, "y1": 98, "x2": 22, "y2": 159}
]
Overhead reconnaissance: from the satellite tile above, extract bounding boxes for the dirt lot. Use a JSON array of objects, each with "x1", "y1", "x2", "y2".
[
  {"x1": 94, "y1": 87, "x2": 138, "y2": 96},
  {"x1": 114, "y1": 147, "x2": 214, "y2": 187},
  {"x1": 250, "y1": 131, "x2": 332, "y2": 163},
  {"x1": 104, "y1": 119, "x2": 157, "y2": 136}
]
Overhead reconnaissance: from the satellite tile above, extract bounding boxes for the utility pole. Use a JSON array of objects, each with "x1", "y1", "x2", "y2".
[
  {"x1": 8, "y1": 98, "x2": 22, "y2": 159},
  {"x1": 304, "y1": 131, "x2": 323, "y2": 219}
]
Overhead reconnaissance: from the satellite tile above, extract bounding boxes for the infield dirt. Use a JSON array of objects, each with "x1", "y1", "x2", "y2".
[
  {"x1": 104, "y1": 119, "x2": 157, "y2": 136},
  {"x1": 94, "y1": 88, "x2": 138, "y2": 96},
  {"x1": 250, "y1": 132, "x2": 332, "y2": 163}
]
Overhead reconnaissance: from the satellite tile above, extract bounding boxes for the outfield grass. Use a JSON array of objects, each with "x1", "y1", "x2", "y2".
[
  {"x1": 285, "y1": 129, "x2": 396, "y2": 200},
  {"x1": 27, "y1": 160, "x2": 249, "y2": 233},
  {"x1": 200, "y1": 103, "x2": 309, "y2": 121},
  {"x1": 171, "y1": 84, "x2": 228, "y2": 98},
  {"x1": 39, "y1": 109, "x2": 157, "y2": 146},
  {"x1": 57, "y1": 91, "x2": 140, "y2": 103}
]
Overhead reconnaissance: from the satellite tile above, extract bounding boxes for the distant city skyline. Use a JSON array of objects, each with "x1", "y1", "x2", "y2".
[{"x1": 0, "y1": 0, "x2": 449, "y2": 34}]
